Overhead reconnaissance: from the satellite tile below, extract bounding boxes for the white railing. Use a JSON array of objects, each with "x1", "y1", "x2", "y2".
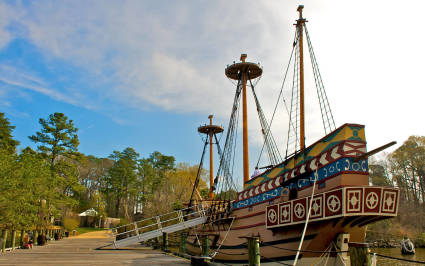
[{"x1": 112, "y1": 204, "x2": 208, "y2": 245}]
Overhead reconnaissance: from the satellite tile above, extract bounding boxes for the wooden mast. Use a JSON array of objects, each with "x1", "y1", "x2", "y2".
[
  {"x1": 225, "y1": 54, "x2": 262, "y2": 185},
  {"x1": 197, "y1": 117, "x2": 223, "y2": 199},
  {"x1": 240, "y1": 54, "x2": 250, "y2": 184},
  {"x1": 208, "y1": 115, "x2": 214, "y2": 199},
  {"x1": 297, "y1": 5, "x2": 306, "y2": 150}
]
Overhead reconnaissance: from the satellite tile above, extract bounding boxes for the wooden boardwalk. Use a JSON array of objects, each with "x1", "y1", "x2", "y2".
[{"x1": 0, "y1": 231, "x2": 190, "y2": 265}]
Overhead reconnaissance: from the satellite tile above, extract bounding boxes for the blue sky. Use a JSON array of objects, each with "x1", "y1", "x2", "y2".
[{"x1": 1, "y1": 1, "x2": 425, "y2": 188}]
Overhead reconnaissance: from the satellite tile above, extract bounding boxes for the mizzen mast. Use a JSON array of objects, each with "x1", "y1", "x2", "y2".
[
  {"x1": 225, "y1": 54, "x2": 262, "y2": 183},
  {"x1": 197, "y1": 115, "x2": 223, "y2": 198}
]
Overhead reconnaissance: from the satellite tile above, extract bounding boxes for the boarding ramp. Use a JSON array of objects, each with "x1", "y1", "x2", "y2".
[{"x1": 112, "y1": 204, "x2": 208, "y2": 248}]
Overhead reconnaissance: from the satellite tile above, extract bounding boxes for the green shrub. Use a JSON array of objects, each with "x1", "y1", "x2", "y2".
[
  {"x1": 414, "y1": 233, "x2": 425, "y2": 247},
  {"x1": 63, "y1": 217, "x2": 80, "y2": 231}
]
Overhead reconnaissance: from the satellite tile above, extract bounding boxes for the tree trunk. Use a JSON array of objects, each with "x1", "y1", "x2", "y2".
[
  {"x1": 11, "y1": 230, "x2": 16, "y2": 250},
  {"x1": 115, "y1": 197, "x2": 121, "y2": 218}
]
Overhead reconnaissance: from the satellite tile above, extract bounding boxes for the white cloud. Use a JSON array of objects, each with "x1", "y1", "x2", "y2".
[
  {"x1": 0, "y1": 65, "x2": 96, "y2": 109},
  {"x1": 0, "y1": 0, "x2": 424, "y2": 154}
]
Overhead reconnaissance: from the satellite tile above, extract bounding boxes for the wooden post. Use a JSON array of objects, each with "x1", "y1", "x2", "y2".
[
  {"x1": 202, "y1": 236, "x2": 210, "y2": 257},
  {"x1": 179, "y1": 232, "x2": 187, "y2": 254},
  {"x1": 162, "y1": 232, "x2": 169, "y2": 252},
  {"x1": 349, "y1": 242, "x2": 371, "y2": 266},
  {"x1": 153, "y1": 236, "x2": 159, "y2": 249},
  {"x1": 11, "y1": 230, "x2": 16, "y2": 250},
  {"x1": 248, "y1": 237, "x2": 260, "y2": 266},
  {"x1": 1, "y1": 230, "x2": 8, "y2": 253},
  {"x1": 34, "y1": 230, "x2": 39, "y2": 245},
  {"x1": 239, "y1": 236, "x2": 260, "y2": 266},
  {"x1": 20, "y1": 230, "x2": 25, "y2": 247}
]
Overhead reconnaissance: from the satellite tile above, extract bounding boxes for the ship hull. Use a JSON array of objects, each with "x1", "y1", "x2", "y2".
[
  {"x1": 187, "y1": 191, "x2": 367, "y2": 265},
  {"x1": 186, "y1": 124, "x2": 399, "y2": 265},
  {"x1": 186, "y1": 175, "x2": 398, "y2": 264}
]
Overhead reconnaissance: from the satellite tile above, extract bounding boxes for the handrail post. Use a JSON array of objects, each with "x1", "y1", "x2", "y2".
[
  {"x1": 133, "y1": 222, "x2": 140, "y2": 239},
  {"x1": 178, "y1": 210, "x2": 184, "y2": 224},
  {"x1": 156, "y1": 216, "x2": 162, "y2": 232},
  {"x1": 199, "y1": 204, "x2": 206, "y2": 217}
]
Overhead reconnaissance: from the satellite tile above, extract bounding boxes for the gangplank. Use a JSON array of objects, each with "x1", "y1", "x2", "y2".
[{"x1": 111, "y1": 204, "x2": 208, "y2": 249}]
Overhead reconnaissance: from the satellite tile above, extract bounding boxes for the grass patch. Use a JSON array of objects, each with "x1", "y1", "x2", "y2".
[{"x1": 75, "y1": 227, "x2": 107, "y2": 235}]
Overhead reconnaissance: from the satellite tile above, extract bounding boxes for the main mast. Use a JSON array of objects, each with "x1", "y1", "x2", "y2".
[
  {"x1": 297, "y1": 5, "x2": 306, "y2": 150},
  {"x1": 225, "y1": 54, "x2": 262, "y2": 183}
]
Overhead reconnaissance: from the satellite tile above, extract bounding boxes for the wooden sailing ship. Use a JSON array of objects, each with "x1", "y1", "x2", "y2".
[{"x1": 186, "y1": 6, "x2": 400, "y2": 265}]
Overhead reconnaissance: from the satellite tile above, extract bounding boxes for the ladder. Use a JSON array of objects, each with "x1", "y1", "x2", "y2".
[{"x1": 112, "y1": 204, "x2": 208, "y2": 249}]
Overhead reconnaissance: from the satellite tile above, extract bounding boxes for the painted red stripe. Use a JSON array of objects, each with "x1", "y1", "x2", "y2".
[{"x1": 204, "y1": 221, "x2": 265, "y2": 232}]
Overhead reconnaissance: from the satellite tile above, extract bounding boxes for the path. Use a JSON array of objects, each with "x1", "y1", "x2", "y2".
[{"x1": 0, "y1": 230, "x2": 189, "y2": 266}]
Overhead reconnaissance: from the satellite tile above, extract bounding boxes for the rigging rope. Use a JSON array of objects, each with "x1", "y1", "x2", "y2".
[
  {"x1": 304, "y1": 25, "x2": 336, "y2": 134},
  {"x1": 214, "y1": 74, "x2": 242, "y2": 197},
  {"x1": 261, "y1": 241, "x2": 347, "y2": 254},
  {"x1": 256, "y1": 31, "x2": 298, "y2": 167},
  {"x1": 248, "y1": 75, "x2": 282, "y2": 167},
  {"x1": 286, "y1": 30, "x2": 301, "y2": 158},
  {"x1": 189, "y1": 136, "x2": 209, "y2": 207},
  {"x1": 210, "y1": 217, "x2": 235, "y2": 258},
  {"x1": 293, "y1": 164, "x2": 319, "y2": 265}
]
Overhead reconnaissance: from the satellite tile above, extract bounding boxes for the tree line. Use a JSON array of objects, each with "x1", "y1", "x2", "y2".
[
  {"x1": 368, "y1": 136, "x2": 425, "y2": 242},
  {"x1": 0, "y1": 112, "x2": 207, "y2": 231}
]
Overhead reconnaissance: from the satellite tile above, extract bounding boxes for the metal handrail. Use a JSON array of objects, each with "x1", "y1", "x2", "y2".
[
  {"x1": 113, "y1": 204, "x2": 201, "y2": 231},
  {"x1": 113, "y1": 204, "x2": 207, "y2": 238}
]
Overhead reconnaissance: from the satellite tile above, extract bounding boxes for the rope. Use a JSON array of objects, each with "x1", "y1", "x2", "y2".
[
  {"x1": 286, "y1": 30, "x2": 301, "y2": 157},
  {"x1": 214, "y1": 73, "x2": 242, "y2": 197},
  {"x1": 248, "y1": 75, "x2": 282, "y2": 166},
  {"x1": 293, "y1": 165, "x2": 319, "y2": 265},
  {"x1": 210, "y1": 217, "x2": 235, "y2": 258},
  {"x1": 188, "y1": 137, "x2": 209, "y2": 207},
  {"x1": 304, "y1": 25, "x2": 336, "y2": 134},
  {"x1": 309, "y1": 244, "x2": 333, "y2": 266},
  {"x1": 261, "y1": 242, "x2": 347, "y2": 254},
  {"x1": 260, "y1": 255, "x2": 292, "y2": 265},
  {"x1": 216, "y1": 250, "x2": 248, "y2": 256},
  {"x1": 256, "y1": 31, "x2": 297, "y2": 166},
  {"x1": 371, "y1": 252, "x2": 425, "y2": 264}
]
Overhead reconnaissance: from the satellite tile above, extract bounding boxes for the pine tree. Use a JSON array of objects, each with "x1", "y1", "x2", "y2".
[
  {"x1": 0, "y1": 113, "x2": 19, "y2": 152},
  {"x1": 29, "y1": 113, "x2": 83, "y2": 221},
  {"x1": 29, "y1": 112, "x2": 79, "y2": 165}
]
